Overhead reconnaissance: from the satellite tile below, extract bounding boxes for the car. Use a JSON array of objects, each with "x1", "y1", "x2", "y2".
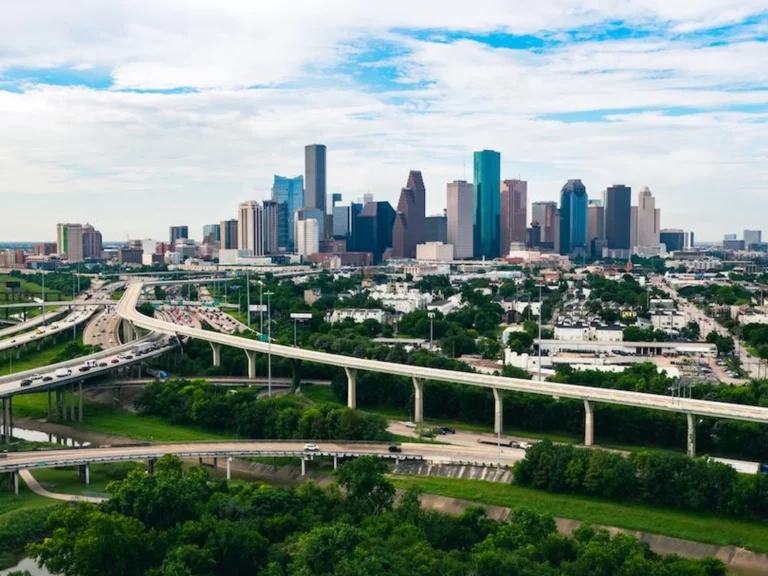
[
  {"x1": 759, "y1": 463, "x2": 768, "y2": 474},
  {"x1": 388, "y1": 445, "x2": 402, "y2": 453},
  {"x1": 404, "y1": 421, "x2": 416, "y2": 429},
  {"x1": 303, "y1": 443, "x2": 320, "y2": 452},
  {"x1": 20, "y1": 379, "x2": 32, "y2": 387},
  {"x1": 110, "y1": 359, "x2": 120, "y2": 364},
  {"x1": 42, "y1": 376, "x2": 53, "y2": 382},
  {"x1": 99, "y1": 362, "x2": 108, "y2": 367},
  {"x1": 509, "y1": 441, "x2": 521, "y2": 448},
  {"x1": 78, "y1": 366, "x2": 90, "y2": 372},
  {"x1": 30, "y1": 374, "x2": 42, "y2": 381},
  {"x1": 518, "y1": 442, "x2": 533, "y2": 450},
  {"x1": 439, "y1": 427, "x2": 456, "y2": 434}
]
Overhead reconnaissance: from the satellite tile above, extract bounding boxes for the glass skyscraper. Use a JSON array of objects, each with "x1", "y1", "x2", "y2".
[
  {"x1": 558, "y1": 179, "x2": 588, "y2": 255},
  {"x1": 473, "y1": 150, "x2": 501, "y2": 259},
  {"x1": 272, "y1": 175, "x2": 304, "y2": 250}
]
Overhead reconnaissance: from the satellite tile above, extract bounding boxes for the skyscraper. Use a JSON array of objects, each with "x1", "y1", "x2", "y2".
[
  {"x1": 220, "y1": 219, "x2": 238, "y2": 250},
  {"x1": 604, "y1": 184, "x2": 632, "y2": 251},
  {"x1": 353, "y1": 201, "x2": 395, "y2": 264},
  {"x1": 305, "y1": 144, "x2": 327, "y2": 212},
  {"x1": 295, "y1": 218, "x2": 319, "y2": 256},
  {"x1": 57, "y1": 223, "x2": 84, "y2": 263},
  {"x1": 744, "y1": 229, "x2": 762, "y2": 247},
  {"x1": 636, "y1": 186, "x2": 660, "y2": 247},
  {"x1": 532, "y1": 201, "x2": 557, "y2": 243},
  {"x1": 262, "y1": 200, "x2": 280, "y2": 255},
  {"x1": 391, "y1": 171, "x2": 426, "y2": 259},
  {"x1": 587, "y1": 201, "x2": 605, "y2": 242},
  {"x1": 169, "y1": 226, "x2": 188, "y2": 249},
  {"x1": 558, "y1": 180, "x2": 588, "y2": 255},
  {"x1": 473, "y1": 150, "x2": 501, "y2": 259},
  {"x1": 500, "y1": 179, "x2": 527, "y2": 254},
  {"x1": 202, "y1": 224, "x2": 221, "y2": 243},
  {"x1": 332, "y1": 205, "x2": 351, "y2": 239},
  {"x1": 238, "y1": 201, "x2": 264, "y2": 256},
  {"x1": 272, "y1": 175, "x2": 304, "y2": 250},
  {"x1": 447, "y1": 180, "x2": 474, "y2": 259},
  {"x1": 82, "y1": 224, "x2": 103, "y2": 260},
  {"x1": 425, "y1": 215, "x2": 447, "y2": 243}
]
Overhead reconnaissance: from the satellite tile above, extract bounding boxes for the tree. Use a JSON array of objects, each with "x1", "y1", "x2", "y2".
[
  {"x1": 334, "y1": 456, "x2": 395, "y2": 517},
  {"x1": 137, "y1": 302, "x2": 156, "y2": 318}
]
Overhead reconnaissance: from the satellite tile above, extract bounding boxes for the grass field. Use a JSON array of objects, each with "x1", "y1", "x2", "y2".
[
  {"x1": 0, "y1": 486, "x2": 55, "y2": 570},
  {"x1": 0, "y1": 335, "x2": 84, "y2": 377},
  {"x1": 392, "y1": 476, "x2": 768, "y2": 554},
  {"x1": 30, "y1": 462, "x2": 144, "y2": 495},
  {"x1": 0, "y1": 274, "x2": 72, "y2": 302}
]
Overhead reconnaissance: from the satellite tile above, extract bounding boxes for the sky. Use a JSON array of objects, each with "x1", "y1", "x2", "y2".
[{"x1": 1, "y1": 1, "x2": 767, "y2": 242}]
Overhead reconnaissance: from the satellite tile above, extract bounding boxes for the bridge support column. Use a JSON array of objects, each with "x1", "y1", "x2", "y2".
[
  {"x1": 69, "y1": 383, "x2": 75, "y2": 422},
  {"x1": 301, "y1": 458, "x2": 306, "y2": 476},
  {"x1": 584, "y1": 400, "x2": 594, "y2": 446},
  {"x1": 333, "y1": 455, "x2": 338, "y2": 470},
  {"x1": 210, "y1": 343, "x2": 221, "y2": 367},
  {"x1": 213, "y1": 457, "x2": 218, "y2": 470},
  {"x1": 79, "y1": 463, "x2": 90, "y2": 485},
  {"x1": 492, "y1": 388, "x2": 503, "y2": 435},
  {"x1": 686, "y1": 413, "x2": 697, "y2": 458},
  {"x1": 61, "y1": 388, "x2": 67, "y2": 422},
  {"x1": 344, "y1": 368, "x2": 357, "y2": 409},
  {"x1": 147, "y1": 458, "x2": 156, "y2": 475},
  {"x1": 412, "y1": 378, "x2": 424, "y2": 424},
  {"x1": 78, "y1": 381, "x2": 83, "y2": 423},
  {"x1": 47, "y1": 390, "x2": 52, "y2": 420},
  {"x1": 226, "y1": 458, "x2": 231, "y2": 481},
  {"x1": 1, "y1": 398, "x2": 6, "y2": 444},
  {"x1": 9, "y1": 471, "x2": 18, "y2": 495},
  {"x1": 245, "y1": 350, "x2": 256, "y2": 379},
  {"x1": 8, "y1": 397, "x2": 12, "y2": 438}
]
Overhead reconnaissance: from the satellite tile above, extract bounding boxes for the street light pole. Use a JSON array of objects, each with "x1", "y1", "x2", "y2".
[
  {"x1": 41, "y1": 272, "x2": 46, "y2": 328},
  {"x1": 246, "y1": 271, "x2": 250, "y2": 330},
  {"x1": 537, "y1": 284, "x2": 543, "y2": 381},
  {"x1": 266, "y1": 291, "x2": 274, "y2": 397},
  {"x1": 428, "y1": 312, "x2": 435, "y2": 349},
  {"x1": 259, "y1": 281, "x2": 264, "y2": 333}
]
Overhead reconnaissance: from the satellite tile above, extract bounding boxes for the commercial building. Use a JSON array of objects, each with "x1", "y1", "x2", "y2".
[
  {"x1": 391, "y1": 171, "x2": 427, "y2": 259},
  {"x1": 262, "y1": 200, "x2": 280, "y2": 255},
  {"x1": 416, "y1": 242, "x2": 454, "y2": 261},
  {"x1": 202, "y1": 224, "x2": 221, "y2": 243},
  {"x1": 660, "y1": 229, "x2": 685, "y2": 252},
  {"x1": 558, "y1": 179, "x2": 588, "y2": 255},
  {"x1": 332, "y1": 205, "x2": 350, "y2": 239},
  {"x1": 33, "y1": 242, "x2": 57, "y2": 256},
  {"x1": 604, "y1": 185, "x2": 631, "y2": 252},
  {"x1": 220, "y1": 219, "x2": 238, "y2": 250},
  {"x1": 305, "y1": 144, "x2": 326, "y2": 213},
  {"x1": 425, "y1": 215, "x2": 447, "y2": 243},
  {"x1": 327, "y1": 308, "x2": 387, "y2": 325},
  {"x1": 117, "y1": 247, "x2": 143, "y2": 265},
  {"x1": 635, "y1": 186, "x2": 660, "y2": 248},
  {"x1": 56, "y1": 223, "x2": 83, "y2": 263},
  {"x1": 532, "y1": 201, "x2": 557, "y2": 243},
  {"x1": 473, "y1": 150, "x2": 501, "y2": 259},
  {"x1": 272, "y1": 175, "x2": 304, "y2": 250},
  {"x1": 587, "y1": 200, "x2": 604, "y2": 244},
  {"x1": 238, "y1": 201, "x2": 264, "y2": 256},
  {"x1": 169, "y1": 226, "x2": 188, "y2": 249},
  {"x1": 295, "y1": 218, "x2": 320, "y2": 257},
  {"x1": 175, "y1": 238, "x2": 196, "y2": 260},
  {"x1": 447, "y1": 180, "x2": 473, "y2": 259},
  {"x1": 500, "y1": 179, "x2": 527, "y2": 255},
  {"x1": 353, "y1": 201, "x2": 395, "y2": 264},
  {"x1": 651, "y1": 310, "x2": 688, "y2": 331},
  {"x1": 744, "y1": 229, "x2": 762, "y2": 248},
  {"x1": 81, "y1": 224, "x2": 103, "y2": 260},
  {"x1": 723, "y1": 239, "x2": 746, "y2": 251}
]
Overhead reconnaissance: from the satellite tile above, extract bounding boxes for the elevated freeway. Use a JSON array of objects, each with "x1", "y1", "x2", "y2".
[{"x1": 118, "y1": 281, "x2": 768, "y2": 458}]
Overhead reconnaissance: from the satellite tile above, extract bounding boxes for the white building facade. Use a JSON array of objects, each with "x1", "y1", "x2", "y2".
[{"x1": 447, "y1": 180, "x2": 474, "y2": 259}]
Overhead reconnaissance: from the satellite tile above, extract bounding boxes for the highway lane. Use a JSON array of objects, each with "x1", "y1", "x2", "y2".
[
  {"x1": 0, "y1": 307, "x2": 97, "y2": 353},
  {"x1": 117, "y1": 282, "x2": 768, "y2": 426},
  {"x1": 83, "y1": 308, "x2": 122, "y2": 349},
  {"x1": 0, "y1": 308, "x2": 68, "y2": 340}
]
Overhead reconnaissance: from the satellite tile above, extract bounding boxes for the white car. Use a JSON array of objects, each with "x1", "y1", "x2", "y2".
[
  {"x1": 303, "y1": 443, "x2": 320, "y2": 452},
  {"x1": 30, "y1": 374, "x2": 43, "y2": 381},
  {"x1": 404, "y1": 421, "x2": 416, "y2": 429}
]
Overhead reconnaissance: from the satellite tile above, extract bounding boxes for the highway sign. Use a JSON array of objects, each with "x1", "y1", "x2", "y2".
[
  {"x1": 290, "y1": 313, "x2": 312, "y2": 320},
  {"x1": 249, "y1": 304, "x2": 267, "y2": 312}
]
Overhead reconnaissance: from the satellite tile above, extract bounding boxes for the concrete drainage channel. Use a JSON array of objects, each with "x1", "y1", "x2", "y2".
[{"x1": 390, "y1": 459, "x2": 513, "y2": 483}]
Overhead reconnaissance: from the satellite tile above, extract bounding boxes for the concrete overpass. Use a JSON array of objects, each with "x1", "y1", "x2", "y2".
[
  {"x1": 117, "y1": 281, "x2": 768, "y2": 458},
  {"x1": 0, "y1": 300, "x2": 238, "y2": 310}
]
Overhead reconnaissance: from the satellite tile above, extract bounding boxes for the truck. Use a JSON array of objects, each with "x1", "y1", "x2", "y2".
[
  {"x1": 145, "y1": 368, "x2": 168, "y2": 380},
  {"x1": 54, "y1": 368, "x2": 72, "y2": 378},
  {"x1": 132, "y1": 342, "x2": 154, "y2": 355},
  {"x1": 83, "y1": 359, "x2": 99, "y2": 368}
]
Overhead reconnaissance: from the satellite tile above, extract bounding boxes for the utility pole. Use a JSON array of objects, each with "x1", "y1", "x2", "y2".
[
  {"x1": 246, "y1": 271, "x2": 251, "y2": 329},
  {"x1": 428, "y1": 312, "x2": 435, "y2": 349},
  {"x1": 259, "y1": 280, "x2": 264, "y2": 333},
  {"x1": 266, "y1": 291, "x2": 274, "y2": 397},
  {"x1": 42, "y1": 272, "x2": 46, "y2": 328},
  {"x1": 537, "y1": 284, "x2": 543, "y2": 380}
]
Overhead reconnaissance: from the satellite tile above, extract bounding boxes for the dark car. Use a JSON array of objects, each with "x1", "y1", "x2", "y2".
[
  {"x1": 110, "y1": 359, "x2": 119, "y2": 364},
  {"x1": 388, "y1": 445, "x2": 402, "y2": 453},
  {"x1": 99, "y1": 362, "x2": 108, "y2": 367},
  {"x1": 20, "y1": 379, "x2": 32, "y2": 387},
  {"x1": 78, "y1": 366, "x2": 90, "y2": 373},
  {"x1": 759, "y1": 463, "x2": 768, "y2": 474},
  {"x1": 42, "y1": 376, "x2": 53, "y2": 382},
  {"x1": 439, "y1": 427, "x2": 456, "y2": 435}
]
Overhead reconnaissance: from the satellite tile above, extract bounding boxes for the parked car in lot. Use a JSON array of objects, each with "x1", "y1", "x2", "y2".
[{"x1": 303, "y1": 443, "x2": 320, "y2": 452}]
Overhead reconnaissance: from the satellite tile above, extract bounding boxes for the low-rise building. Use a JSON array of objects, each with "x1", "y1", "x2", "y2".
[
  {"x1": 427, "y1": 293, "x2": 463, "y2": 315},
  {"x1": 327, "y1": 308, "x2": 387, "y2": 324},
  {"x1": 416, "y1": 242, "x2": 454, "y2": 261},
  {"x1": 650, "y1": 310, "x2": 688, "y2": 331}
]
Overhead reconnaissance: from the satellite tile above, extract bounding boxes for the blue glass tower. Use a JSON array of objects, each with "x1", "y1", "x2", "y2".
[
  {"x1": 559, "y1": 179, "x2": 588, "y2": 255},
  {"x1": 473, "y1": 150, "x2": 501, "y2": 259},
  {"x1": 272, "y1": 175, "x2": 304, "y2": 250}
]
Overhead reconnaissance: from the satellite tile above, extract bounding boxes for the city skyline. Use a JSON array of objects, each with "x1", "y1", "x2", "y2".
[{"x1": 2, "y1": 2, "x2": 768, "y2": 240}]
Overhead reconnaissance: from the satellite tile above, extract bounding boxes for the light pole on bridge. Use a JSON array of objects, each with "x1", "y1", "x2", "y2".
[{"x1": 265, "y1": 291, "x2": 274, "y2": 398}]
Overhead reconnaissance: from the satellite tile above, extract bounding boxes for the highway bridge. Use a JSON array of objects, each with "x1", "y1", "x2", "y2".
[
  {"x1": 117, "y1": 280, "x2": 768, "y2": 458},
  {"x1": 0, "y1": 299, "x2": 239, "y2": 310}
]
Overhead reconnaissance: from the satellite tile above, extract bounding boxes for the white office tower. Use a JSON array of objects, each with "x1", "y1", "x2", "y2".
[
  {"x1": 446, "y1": 180, "x2": 474, "y2": 259},
  {"x1": 295, "y1": 217, "x2": 319, "y2": 256},
  {"x1": 238, "y1": 201, "x2": 264, "y2": 256},
  {"x1": 635, "y1": 186, "x2": 660, "y2": 247}
]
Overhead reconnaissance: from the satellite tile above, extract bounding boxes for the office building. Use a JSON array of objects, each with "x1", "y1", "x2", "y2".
[
  {"x1": 660, "y1": 229, "x2": 686, "y2": 252},
  {"x1": 527, "y1": 222, "x2": 541, "y2": 248},
  {"x1": 532, "y1": 201, "x2": 557, "y2": 243},
  {"x1": 333, "y1": 205, "x2": 351, "y2": 239},
  {"x1": 473, "y1": 150, "x2": 501, "y2": 259},
  {"x1": 202, "y1": 224, "x2": 221, "y2": 243},
  {"x1": 331, "y1": 193, "x2": 342, "y2": 207},
  {"x1": 724, "y1": 239, "x2": 746, "y2": 251},
  {"x1": 353, "y1": 201, "x2": 395, "y2": 264},
  {"x1": 723, "y1": 233, "x2": 737, "y2": 241},
  {"x1": 56, "y1": 223, "x2": 83, "y2": 263},
  {"x1": 176, "y1": 238, "x2": 196, "y2": 260},
  {"x1": 392, "y1": 171, "x2": 426, "y2": 259},
  {"x1": 118, "y1": 247, "x2": 143, "y2": 265},
  {"x1": 169, "y1": 226, "x2": 188, "y2": 249},
  {"x1": 238, "y1": 201, "x2": 264, "y2": 256},
  {"x1": 558, "y1": 179, "x2": 588, "y2": 255},
  {"x1": 416, "y1": 242, "x2": 454, "y2": 261},
  {"x1": 447, "y1": 180, "x2": 474, "y2": 259},
  {"x1": 500, "y1": 179, "x2": 527, "y2": 255},
  {"x1": 272, "y1": 175, "x2": 304, "y2": 250},
  {"x1": 425, "y1": 215, "x2": 447, "y2": 243},
  {"x1": 82, "y1": 224, "x2": 103, "y2": 260},
  {"x1": 636, "y1": 186, "x2": 660, "y2": 247},
  {"x1": 220, "y1": 219, "x2": 238, "y2": 250},
  {"x1": 305, "y1": 144, "x2": 327, "y2": 212},
  {"x1": 295, "y1": 218, "x2": 320, "y2": 257},
  {"x1": 745, "y1": 230, "x2": 762, "y2": 247},
  {"x1": 262, "y1": 200, "x2": 280, "y2": 255},
  {"x1": 604, "y1": 184, "x2": 632, "y2": 251},
  {"x1": 33, "y1": 242, "x2": 57, "y2": 256},
  {"x1": 296, "y1": 207, "x2": 325, "y2": 240},
  {"x1": 358, "y1": 193, "x2": 373, "y2": 206}
]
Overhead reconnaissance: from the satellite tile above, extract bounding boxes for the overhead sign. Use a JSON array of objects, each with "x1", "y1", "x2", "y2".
[
  {"x1": 249, "y1": 304, "x2": 267, "y2": 312},
  {"x1": 290, "y1": 313, "x2": 312, "y2": 320}
]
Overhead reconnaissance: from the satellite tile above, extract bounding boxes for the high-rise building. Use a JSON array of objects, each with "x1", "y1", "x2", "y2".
[
  {"x1": 272, "y1": 175, "x2": 304, "y2": 250},
  {"x1": 447, "y1": 180, "x2": 474, "y2": 259},
  {"x1": 220, "y1": 219, "x2": 238, "y2": 250},
  {"x1": 331, "y1": 193, "x2": 342, "y2": 207},
  {"x1": 473, "y1": 150, "x2": 501, "y2": 259},
  {"x1": 357, "y1": 193, "x2": 373, "y2": 206},
  {"x1": 332, "y1": 206, "x2": 351, "y2": 239},
  {"x1": 202, "y1": 224, "x2": 221, "y2": 243},
  {"x1": 238, "y1": 201, "x2": 264, "y2": 256},
  {"x1": 587, "y1": 202, "x2": 605, "y2": 243},
  {"x1": 744, "y1": 229, "x2": 762, "y2": 247},
  {"x1": 425, "y1": 215, "x2": 448, "y2": 243},
  {"x1": 528, "y1": 222, "x2": 541, "y2": 248},
  {"x1": 723, "y1": 233, "x2": 737, "y2": 241},
  {"x1": 353, "y1": 201, "x2": 395, "y2": 264},
  {"x1": 169, "y1": 226, "x2": 188, "y2": 249},
  {"x1": 558, "y1": 179, "x2": 588, "y2": 255},
  {"x1": 295, "y1": 218, "x2": 320, "y2": 256},
  {"x1": 82, "y1": 224, "x2": 103, "y2": 260},
  {"x1": 660, "y1": 229, "x2": 685, "y2": 252},
  {"x1": 392, "y1": 171, "x2": 427, "y2": 259},
  {"x1": 33, "y1": 242, "x2": 57, "y2": 256},
  {"x1": 635, "y1": 187, "x2": 660, "y2": 247},
  {"x1": 500, "y1": 179, "x2": 527, "y2": 254},
  {"x1": 532, "y1": 201, "x2": 557, "y2": 243},
  {"x1": 56, "y1": 223, "x2": 84, "y2": 263},
  {"x1": 262, "y1": 200, "x2": 280, "y2": 255},
  {"x1": 305, "y1": 144, "x2": 327, "y2": 213},
  {"x1": 604, "y1": 185, "x2": 632, "y2": 251}
]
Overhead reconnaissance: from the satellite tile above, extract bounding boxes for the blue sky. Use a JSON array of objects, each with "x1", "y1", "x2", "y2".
[{"x1": 1, "y1": 1, "x2": 767, "y2": 241}]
